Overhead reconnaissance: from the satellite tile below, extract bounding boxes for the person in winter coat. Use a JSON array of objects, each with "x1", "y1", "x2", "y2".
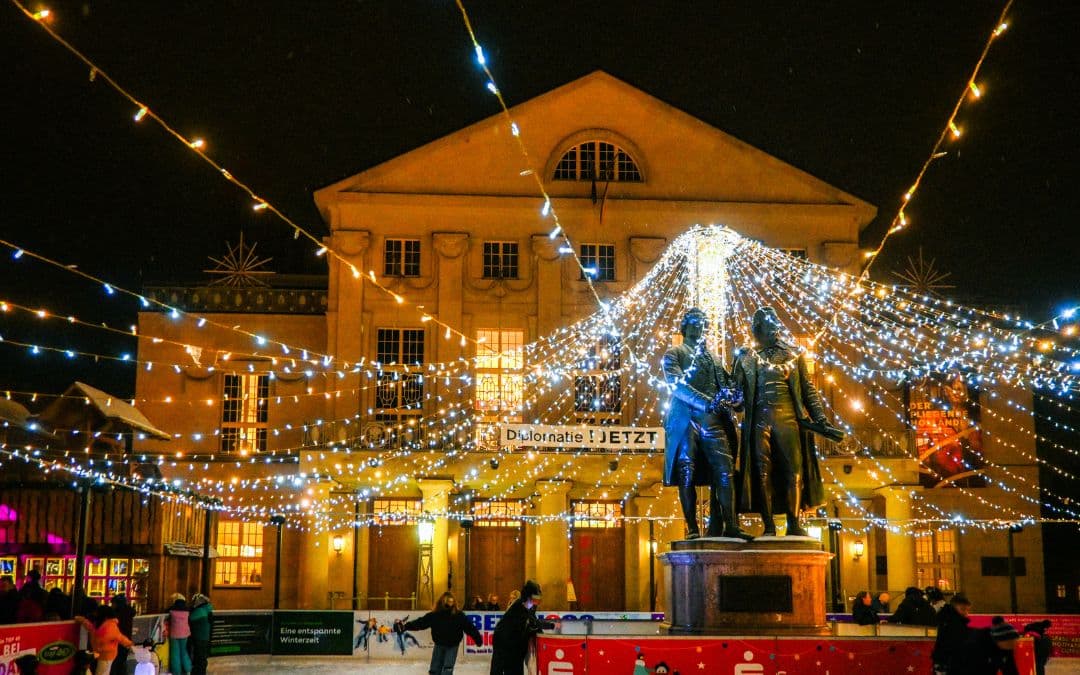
[
  {"x1": 188, "y1": 593, "x2": 214, "y2": 675},
  {"x1": 109, "y1": 594, "x2": 136, "y2": 675},
  {"x1": 485, "y1": 594, "x2": 501, "y2": 611},
  {"x1": 1023, "y1": 620, "x2": 1052, "y2": 675},
  {"x1": 489, "y1": 580, "x2": 554, "y2": 675},
  {"x1": 852, "y1": 591, "x2": 879, "y2": 626},
  {"x1": 15, "y1": 570, "x2": 46, "y2": 622},
  {"x1": 74, "y1": 605, "x2": 134, "y2": 675},
  {"x1": 927, "y1": 587, "x2": 947, "y2": 613},
  {"x1": 0, "y1": 576, "x2": 17, "y2": 624},
  {"x1": 889, "y1": 587, "x2": 937, "y2": 626},
  {"x1": 165, "y1": 593, "x2": 193, "y2": 675},
  {"x1": 949, "y1": 616, "x2": 1020, "y2": 675},
  {"x1": 932, "y1": 593, "x2": 973, "y2": 674},
  {"x1": 403, "y1": 592, "x2": 483, "y2": 674}
]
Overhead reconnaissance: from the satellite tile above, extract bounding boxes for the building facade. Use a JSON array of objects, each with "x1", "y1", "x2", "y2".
[{"x1": 133, "y1": 72, "x2": 1045, "y2": 614}]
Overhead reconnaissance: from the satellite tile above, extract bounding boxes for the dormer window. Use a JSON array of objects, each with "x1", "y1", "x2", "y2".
[{"x1": 553, "y1": 141, "x2": 643, "y2": 182}]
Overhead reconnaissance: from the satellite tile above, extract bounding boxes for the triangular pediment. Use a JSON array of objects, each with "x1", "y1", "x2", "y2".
[{"x1": 315, "y1": 71, "x2": 874, "y2": 226}]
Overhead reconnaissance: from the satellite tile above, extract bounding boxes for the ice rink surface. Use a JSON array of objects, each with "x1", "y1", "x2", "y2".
[{"x1": 205, "y1": 655, "x2": 1080, "y2": 673}]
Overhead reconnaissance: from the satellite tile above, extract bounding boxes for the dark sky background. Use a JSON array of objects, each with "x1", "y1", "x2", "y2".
[{"x1": 2, "y1": 1, "x2": 1078, "y2": 399}]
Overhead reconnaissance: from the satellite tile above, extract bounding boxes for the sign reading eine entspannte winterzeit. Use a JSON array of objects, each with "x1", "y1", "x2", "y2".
[{"x1": 499, "y1": 424, "x2": 663, "y2": 451}]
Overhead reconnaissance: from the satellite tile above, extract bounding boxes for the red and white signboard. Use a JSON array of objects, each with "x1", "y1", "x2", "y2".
[{"x1": 0, "y1": 620, "x2": 80, "y2": 674}]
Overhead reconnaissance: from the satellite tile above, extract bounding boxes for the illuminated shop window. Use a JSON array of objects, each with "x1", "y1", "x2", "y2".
[
  {"x1": 571, "y1": 501, "x2": 623, "y2": 529},
  {"x1": 220, "y1": 373, "x2": 269, "y2": 455},
  {"x1": 215, "y1": 521, "x2": 263, "y2": 587},
  {"x1": 553, "y1": 141, "x2": 643, "y2": 182},
  {"x1": 475, "y1": 329, "x2": 524, "y2": 419}
]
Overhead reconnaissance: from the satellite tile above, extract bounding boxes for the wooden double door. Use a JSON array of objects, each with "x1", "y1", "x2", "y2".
[
  {"x1": 467, "y1": 525, "x2": 525, "y2": 608},
  {"x1": 367, "y1": 525, "x2": 418, "y2": 610},
  {"x1": 571, "y1": 526, "x2": 625, "y2": 611}
]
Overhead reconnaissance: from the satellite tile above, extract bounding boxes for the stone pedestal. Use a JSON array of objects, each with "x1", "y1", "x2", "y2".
[{"x1": 659, "y1": 537, "x2": 832, "y2": 635}]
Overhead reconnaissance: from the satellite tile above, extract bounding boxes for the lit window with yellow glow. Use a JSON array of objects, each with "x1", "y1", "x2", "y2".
[
  {"x1": 215, "y1": 521, "x2": 263, "y2": 587},
  {"x1": 572, "y1": 501, "x2": 623, "y2": 529},
  {"x1": 220, "y1": 373, "x2": 269, "y2": 456},
  {"x1": 475, "y1": 329, "x2": 524, "y2": 418}
]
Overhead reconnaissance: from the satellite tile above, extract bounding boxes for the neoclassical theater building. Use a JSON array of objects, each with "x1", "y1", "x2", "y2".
[{"x1": 130, "y1": 72, "x2": 1044, "y2": 614}]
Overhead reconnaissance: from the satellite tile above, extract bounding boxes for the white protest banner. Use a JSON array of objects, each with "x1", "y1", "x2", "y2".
[{"x1": 499, "y1": 425, "x2": 663, "y2": 451}]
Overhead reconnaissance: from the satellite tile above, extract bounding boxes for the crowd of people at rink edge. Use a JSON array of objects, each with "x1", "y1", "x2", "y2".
[
  {"x1": 1, "y1": 571, "x2": 214, "y2": 675},
  {"x1": 852, "y1": 586, "x2": 1054, "y2": 675}
]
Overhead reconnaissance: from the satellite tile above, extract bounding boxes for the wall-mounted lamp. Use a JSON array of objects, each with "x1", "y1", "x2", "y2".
[
  {"x1": 806, "y1": 525, "x2": 823, "y2": 541},
  {"x1": 852, "y1": 539, "x2": 865, "y2": 561},
  {"x1": 648, "y1": 537, "x2": 657, "y2": 555},
  {"x1": 332, "y1": 535, "x2": 345, "y2": 555}
]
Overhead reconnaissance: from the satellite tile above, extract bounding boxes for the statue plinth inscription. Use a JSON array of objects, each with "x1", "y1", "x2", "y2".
[{"x1": 660, "y1": 538, "x2": 832, "y2": 635}]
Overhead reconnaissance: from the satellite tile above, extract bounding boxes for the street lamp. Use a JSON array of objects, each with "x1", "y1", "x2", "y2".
[
  {"x1": 269, "y1": 514, "x2": 286, "y2": 610},
  {"x1": 648, "y1": 520, "x2": 657, "y2": 613},
  {"x1": 417, "y1": 516, "x2": 435, "y2": 608},
  {"x1": 1007, "y1": 523, "x2": 1023, "y2": 613}
]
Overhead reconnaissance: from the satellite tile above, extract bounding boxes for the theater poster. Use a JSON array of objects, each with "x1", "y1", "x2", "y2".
[{"x1": 907, "y1": 371, "x2": 986, "y2": 488}]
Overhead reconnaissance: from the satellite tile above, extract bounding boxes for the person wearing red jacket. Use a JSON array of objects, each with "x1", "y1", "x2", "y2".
[{"x1": 75, "y1": 605, "x2": 134, "y2": 675}]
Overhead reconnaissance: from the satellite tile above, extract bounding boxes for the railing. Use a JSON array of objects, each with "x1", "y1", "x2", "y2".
[
  {"x1": 819, "y1": 430, "x2": 912, "y2": 458},
  {"x1": 347, "y1": 592, "x2": 418, "y2": 611}
]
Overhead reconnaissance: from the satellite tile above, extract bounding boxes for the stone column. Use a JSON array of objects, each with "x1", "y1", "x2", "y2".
[
  {"x1": 529, "y1": 236, "x2": 564, "y2": 420},
  {"x1": 628, "y1": 493, "x2": 658, "y2": 612},
  {"x1": 298, "y1": 529, "x2": 330, "y2": 609},
  {"x1": 418, "y1": 478, "x2": 455, "y2": 603},
  {"x1": 433, "y1": 233, "x2": 469, "y2": 364},
  {"x1": 535, "y1": 479, "x2": 572, "y2": 609},
  {"x1": 877, "y1": 486, "x2": 915, "y2": 597},
  {"x1": 327, "y1": 230, "x2": 370, "y2": 424}
]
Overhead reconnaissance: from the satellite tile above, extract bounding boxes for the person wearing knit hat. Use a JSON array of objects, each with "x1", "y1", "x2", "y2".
[
  {"x1": 489, "y1": 579, "x2": 555, "y2": 675},
  {"x1": 949, "y1": 615, "x2": 1021, "y2": 675},
  {"x1": 1023, "y1": 620, "x2": 1052, "y2": 675}
]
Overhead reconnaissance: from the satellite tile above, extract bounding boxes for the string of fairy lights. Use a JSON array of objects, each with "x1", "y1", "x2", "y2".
[
  {"x1": 6, "y1": 225, "x2": 1079, "y2": 533},
  {"x1": 6, "y1": 1, "x2": 1079, "y2": 536}
]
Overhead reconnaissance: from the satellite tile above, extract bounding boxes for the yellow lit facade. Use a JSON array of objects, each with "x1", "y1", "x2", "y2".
[{"x1": 134, "y1": 72, "x2": 1044, "y2": 614}]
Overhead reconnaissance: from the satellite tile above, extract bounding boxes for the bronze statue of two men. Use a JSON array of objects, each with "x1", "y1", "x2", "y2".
[{"x1": 662, "y1": 307, "x2": 843, "y2": 539}]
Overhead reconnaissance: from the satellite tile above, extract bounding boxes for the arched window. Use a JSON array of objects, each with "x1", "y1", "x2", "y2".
[{"x1": 553, "y1": 141, "x2": 643, "y2": 182}]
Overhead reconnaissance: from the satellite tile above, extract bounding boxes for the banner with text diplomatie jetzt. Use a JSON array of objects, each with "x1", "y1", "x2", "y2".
[{"x1": 500, "y1": 425, "x2": 662, "y2": 451}]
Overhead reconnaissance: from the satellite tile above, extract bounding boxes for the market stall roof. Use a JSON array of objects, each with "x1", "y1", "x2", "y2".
[
  {"x1": 39, "y1": 382, "x2": 171, "y2": 441},
  {"x1": 0, "y1": 398, "x2": 60, "y2": 442}
]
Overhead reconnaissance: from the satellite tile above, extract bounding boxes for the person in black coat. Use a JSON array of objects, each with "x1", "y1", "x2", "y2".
[
  {"x1": 852, "y1": 591, "x2": 879, "y2": 626},
  {"x1": 489, "y1": 580, "x2": 554, "y2": 675},
  {"x1": 932, "y1": 593, "x2": 973, "y2": 673},
  {"x1": 949, "y1": 616, "x2": 1020, "y2": 675},
  {"x1": 889, "y1": 587, "x2": 936, "y2": 626},
  {"x1": 404, "y1": 592, "x2": 482, "y2": 674}
]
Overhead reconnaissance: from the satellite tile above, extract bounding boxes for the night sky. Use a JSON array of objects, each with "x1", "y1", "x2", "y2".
[{"x1": 2, "y1": 1, "x2": 1078, "y2": 398}]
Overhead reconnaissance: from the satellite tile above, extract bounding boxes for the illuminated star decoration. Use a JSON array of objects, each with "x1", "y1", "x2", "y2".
[
  {"x1": 204, "y1": 233, "x2": 274, "y2": 287},
  {"x1": 891, "y1": 247, "x2": 954, "y2": 296}
]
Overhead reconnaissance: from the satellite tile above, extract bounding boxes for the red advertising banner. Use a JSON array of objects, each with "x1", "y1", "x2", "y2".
[
  {"x1": 538, "y1": 635, "x2": 1038, "y2": 674},
  {"x1": 969, "y1": 613, "x2": 1080, "y2": 659},
  {"x1": 0, "y1": 620, "x2": 80, "y2": 674}
]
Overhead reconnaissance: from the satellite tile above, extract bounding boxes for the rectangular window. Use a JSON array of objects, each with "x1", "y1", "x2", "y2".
[
  {"x1": 221, "y1": 373, "x2": 269, "y2": 455},
  {"x1": 482, "y1": 241, "x2": 519, "y2": 279},
  {"x1": 475, "y1": 329, "x2": 524, "y2": 418},
  {"x1": 575, "y1": 335, "x2": 622, "y2": 422},
  {"x1": 981, "y1": 556, "x2": 1027, "y2": 577},
  {"x1": 384, "y1": 239, "x2": 421, "y2": 277},
  {"x1": 580, "y1": 244, "x2": 615, "y2": 281},
  {"x1": 374, "y1": 329, "x2": 425, "y2": 448},
  {"x1": 372, "y1": 499, "x2": 423, "y2": 526},
  {"x1": 215, "y1": 521, "x2": 263, "y2": 587},
  {"x1": 571, "y1": 501, "x2": 623, "y2": 529},
  {"x1": 472, "y1": 501, "x2": 524, "y2": 528},
  {"x1": 915, "y1": 529, "x2": 959, "y2": 591}
]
